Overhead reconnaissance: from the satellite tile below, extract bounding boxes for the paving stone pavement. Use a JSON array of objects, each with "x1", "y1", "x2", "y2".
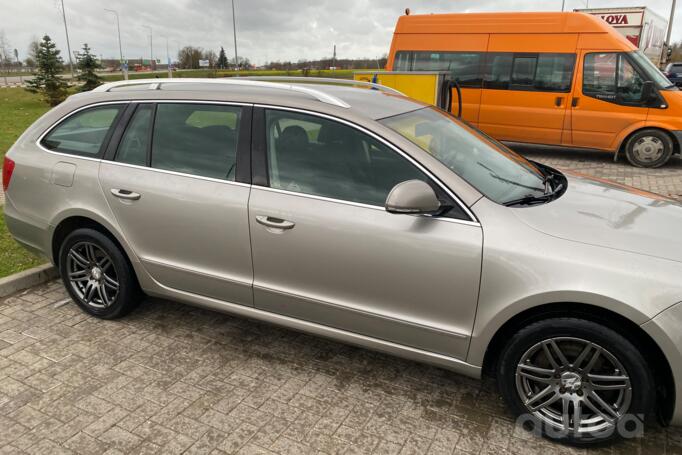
[
  {"x1": 514, "y1": 145, "x2": 682, "y2": 201},
  {"x1": 2, "y1": 151, "x2": 682, "y2": 454}
]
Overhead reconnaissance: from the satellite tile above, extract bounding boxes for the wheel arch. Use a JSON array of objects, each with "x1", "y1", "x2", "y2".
[
  {"x1": 616, "y1": 126, "x2": 680, "y2": 159},
  {"x1": 50, "y1": 211, "x2": 137, "y2": 270},
  {"x1": 481, "y1": 301, "x2": 675, "y2": 424}
]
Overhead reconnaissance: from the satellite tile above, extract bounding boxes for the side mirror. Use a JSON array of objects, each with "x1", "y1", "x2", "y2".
[
  {"x1": 641, "y1": 81, "x2": 656, "y2": 103},
  {"x1": 385, "y1": 180, "x2": 443, "y2": 215}
]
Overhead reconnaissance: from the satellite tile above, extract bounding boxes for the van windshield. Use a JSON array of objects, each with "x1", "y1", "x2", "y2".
[
  {"x1": 379, "y1": 107, "x2": 549, "y2": 205},
  {"x1": 630, "y1": 51, "x2": 675, "y2": 89}
]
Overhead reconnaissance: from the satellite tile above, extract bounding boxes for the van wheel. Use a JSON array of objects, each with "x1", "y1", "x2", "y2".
[
  {"x1": 497, "y1": 318, "x2": 654, "y2": 445},
  {"x1": 58, "y1": 228, "x2": 141, "y2": 319},
  {"x1": 624, "y1": 129, "x2": 673, "y2": 168}
]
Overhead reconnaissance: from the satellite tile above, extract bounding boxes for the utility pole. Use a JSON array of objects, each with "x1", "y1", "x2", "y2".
[
  {"x1": 163, "y1": 36, "x2": 172, "y2": 78},
  {"x1": 231, "y1": 0, "x2": 239, "y2": 74},
  {"x1": 60, "y1": 0, "x2": 75, "y2": 77},
  {"x1": 561, "y1": 0, "x2": 565, "y2": 12},
  {"x1": 664, "y1": 0, "x2": 677, "y2": 66},
  {"x1": 142, "y1": 25, "x2": 153, "y2": 71},
  {"x1": 332, "y1": 44, "x2": 336, "y2": 71},
  {"x1": 104, "y1": 9, "x2": 127, "y2": 80}
]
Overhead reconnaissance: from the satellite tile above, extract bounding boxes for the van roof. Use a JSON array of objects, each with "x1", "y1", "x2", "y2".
[{"x1": 395, "y1": 11, "x2": 621, "y2": 35}]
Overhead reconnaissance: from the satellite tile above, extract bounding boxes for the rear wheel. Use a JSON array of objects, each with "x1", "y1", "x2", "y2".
[
  {"x1": 624, "y1": 129, "x2": 673, "y2": 168},
  {"x1": 497, "y1": 318, "x2": 654, "y2": 445},
  {"x1": 59, "y1": 228, "x2": 140, "y2": 319}
]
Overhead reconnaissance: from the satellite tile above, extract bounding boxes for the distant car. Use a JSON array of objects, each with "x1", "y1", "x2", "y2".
[
  {"x1": 4, "y1": 78, "x2": 682, "y2": 446},
  {"x1": 664, "y1": 63, "x2": 682, "y2": 87}
]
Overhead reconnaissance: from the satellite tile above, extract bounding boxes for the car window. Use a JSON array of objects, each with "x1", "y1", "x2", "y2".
[
  {"x1": 617, "y1": 57, "x2": 644, "y2": 103},
  {"x1": 407, "y1": 52, "x2": 483, "y2": 87},
  {"x1": 583, "y1": 53, "x2": 618, "y2": 101},
  {"x1": 116, "y1": 105, "x2": 153, "y2": 166},
  {"x1": 584, "y1": 53, "x2": 648, "y2": 104},
  {"x1": 42, "y1": 105, "x2": 123, "y2": 157},
  {"x1": 151, "y1": 103, "x2": 241, "y2": 180},
  {"x1": 380, "y1": 107, "x2": 547, "y2": 205},
  {"x1": 511, "y1": 56, "x2": 536, "y2": 87},
  {"x1": 264, "y1": 109, "x2": 431, "y2": 207}
]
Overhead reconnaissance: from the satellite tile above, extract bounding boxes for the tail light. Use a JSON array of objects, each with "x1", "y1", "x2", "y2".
[{"x1": 2, "y1": 156, "x2": 15, "y2": 192}]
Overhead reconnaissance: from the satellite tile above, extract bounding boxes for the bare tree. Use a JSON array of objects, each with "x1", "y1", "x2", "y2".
[
  {"x1": 177, "y1": 46, "x2": 203, "y2": 69},
  {"x1": 203, "y1": 50, "x2": 217, "y2": 68}
]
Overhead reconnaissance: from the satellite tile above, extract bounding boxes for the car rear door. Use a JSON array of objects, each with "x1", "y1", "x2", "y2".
[
  {"x1": 247, "y1": 107, "x2": 483, "y2": 360},
  {"x1": 99, "y1": 101, "x2": 254, "y2": 306}
]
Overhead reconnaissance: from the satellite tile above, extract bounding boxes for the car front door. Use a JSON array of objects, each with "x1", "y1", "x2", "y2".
[
  {"x1": 99, "y1": 102, "x2": 254, "y2": 306},
  {"x1": 571, "y1": 51, "x2": 649, "y2": 150},
  {"x1": 247, "y1": 107, "x2": 483, "y2": 359}
]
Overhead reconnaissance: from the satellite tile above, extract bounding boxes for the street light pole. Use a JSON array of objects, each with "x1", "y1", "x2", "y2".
[
  {"x1": 142, "y1": 25, "x2": 153, "y2": 70},
  {"x1": 231, "y1": 0, "x2": 239, "y2": 74},
  {"x1": 59, "y1": 0, "x2": 75, "y2": 77},
  {"x1": 163, "y1": 36, "x2": 172, "y2": 78},
  {"x1": 664, "y1": 0, "x2": 677, "y2": 66},
  {"x1": 561, "y1": 0, "x2": 565, "y2": 12},
  {"x1": 104, "y1": 9, "x2": 127, "y2": 80}
]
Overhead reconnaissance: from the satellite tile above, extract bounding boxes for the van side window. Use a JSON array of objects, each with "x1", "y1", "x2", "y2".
[
  {"x1": 41, "y1": 105, "x2": 124, "y2": 157},
  {"x1": 394, "y1": 51, "x2": 483, "y2": 87},
  {"x1": 484, "y1": 53, "x2": 575, "y2": 92},
  {"x1": 483, "y1": 54, "x2": 513, "y2": 90},
  {"x1": 583, "y1": 53, "x2": 645, "y2": 105},
  {"x1": 583, "y1": 53, "x2": 617, "y2": 101}
]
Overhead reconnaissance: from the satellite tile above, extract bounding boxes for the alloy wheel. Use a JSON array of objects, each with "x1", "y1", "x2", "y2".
[
  {"x1": 515, "y1": 337, "x2": 632, "y2": 439},
  {"x1": 66, "y1": 241, "x2": 119, "y2": 309}
]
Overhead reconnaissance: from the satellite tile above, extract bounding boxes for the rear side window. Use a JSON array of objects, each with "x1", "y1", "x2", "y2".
[
  {"x1": 42, "y1": 105, "x2": 123, "y2": 157},
  {"x1": 150, "y1": 103, "x2": 241, "y2": 180},
  {"x1": 116, "y1": 104, "x2": 153, "y2": 166}
]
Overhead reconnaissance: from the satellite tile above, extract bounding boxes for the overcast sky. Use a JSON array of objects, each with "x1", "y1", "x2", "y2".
[{"x1": 2, "y1": 0, "x2": 680, "y2": 65}]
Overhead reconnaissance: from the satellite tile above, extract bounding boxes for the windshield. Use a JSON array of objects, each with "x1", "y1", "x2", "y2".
[
  {"x1": 379, "y1": 107, "x2": 548, "y2": 205},
  {"x1": 630, "y1": 51, "x2": 674, "y2": 88}
]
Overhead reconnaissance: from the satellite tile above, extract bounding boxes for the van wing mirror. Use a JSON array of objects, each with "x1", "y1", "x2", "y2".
[{"x1": 385, "y1": 180, "x2": 443, "y2": 215}]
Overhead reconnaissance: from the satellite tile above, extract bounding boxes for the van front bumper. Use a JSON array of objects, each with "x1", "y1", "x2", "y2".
[{"x1": 642, "y1": 301, "x2": 682, "y2": 425}]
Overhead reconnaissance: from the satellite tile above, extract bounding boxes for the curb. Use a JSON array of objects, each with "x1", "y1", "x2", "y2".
[{"x1": 0, "y1": 264, "x2": 59, "y2": 299}]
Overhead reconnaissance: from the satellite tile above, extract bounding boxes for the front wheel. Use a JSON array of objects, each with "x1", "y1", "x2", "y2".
[
  {"x1": 59, "y1": 228, "x2": 141, "y2": 319},
  {"x1": 624, "y1": 129, "x2": 673, "y2": 168},
  {"x1": 497, "y1": 318, "x2": 654, "y2": 445}
]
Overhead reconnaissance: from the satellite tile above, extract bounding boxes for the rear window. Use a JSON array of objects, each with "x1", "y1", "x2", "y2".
[{"x1": 41, "y1": 105, "x2": 124, "y2": 157}]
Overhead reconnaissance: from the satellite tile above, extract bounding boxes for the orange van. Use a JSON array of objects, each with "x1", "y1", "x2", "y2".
[{"x1": 387, "y1": 12, "x2": 682, "y2": 167}]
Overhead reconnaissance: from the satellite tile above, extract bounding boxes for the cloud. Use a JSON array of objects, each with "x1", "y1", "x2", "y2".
[{"x1": 1, "y1": 0, "x2": 680, "y2": 65}]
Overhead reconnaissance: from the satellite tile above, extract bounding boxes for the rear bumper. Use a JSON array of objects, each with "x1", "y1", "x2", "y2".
[
  {"x1": 3, "y1": 197, "x2": 51, "y2": 262},
  {"x1": 641, "y1": 302, "x2": 682, "y2": 425}
]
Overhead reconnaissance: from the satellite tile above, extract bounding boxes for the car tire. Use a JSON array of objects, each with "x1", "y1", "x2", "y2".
[
  {"x1": 624, "y1": 129, "x2": 674, "y2": 168},
  {"x1": 58, "y1": 228, "x2": 141, "y2": 319},
  {"x1": 497, "y1": 318, "x2": 654, "y2": 445}
]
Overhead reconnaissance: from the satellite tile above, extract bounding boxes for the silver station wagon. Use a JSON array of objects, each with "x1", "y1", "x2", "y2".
[{"x1": 4, "y1": 78, "x2": 682, "y2": 445}]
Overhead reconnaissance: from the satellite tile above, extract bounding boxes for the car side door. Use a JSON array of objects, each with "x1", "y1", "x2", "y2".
[
  {"x1": 247, "y1": 107, "x2": 483, "y2": 360},
  {"x1": 99, "y1": 101, "x2": 254, "y2": 306}
]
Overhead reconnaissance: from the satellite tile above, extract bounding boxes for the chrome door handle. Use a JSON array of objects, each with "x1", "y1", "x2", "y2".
[
  {"x1": 255, "y1": 215, "x2": 295, "y2": 230},
  {"x1": 110, "y1": 188, "x2": 141, "y2": 200}
]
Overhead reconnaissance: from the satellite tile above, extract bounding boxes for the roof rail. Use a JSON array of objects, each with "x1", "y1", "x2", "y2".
[
  {"x1": 92, "y1": 78, "x2": 352, "y2": 108},
  {"x1": 240, "y1": 76, "x2": 405, "y2": 96}
]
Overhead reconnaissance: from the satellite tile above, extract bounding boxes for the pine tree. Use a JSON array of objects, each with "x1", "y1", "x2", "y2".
[
  {"x1": 76, "y1": 43, "x2": 102, "y2": 91},
  {"x1": 217, "y1": 46, "x2": 228, "y2": 70},
  {"x1": 25, "y1": 35, "x2": 69, "y2": 106}
]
